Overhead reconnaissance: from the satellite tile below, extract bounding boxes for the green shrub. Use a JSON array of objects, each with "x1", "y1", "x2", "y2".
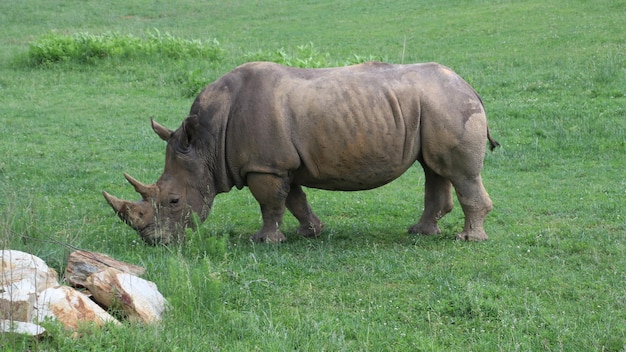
[{"x1": 25, "y1": 29, "x2": 223, "y2": 66}]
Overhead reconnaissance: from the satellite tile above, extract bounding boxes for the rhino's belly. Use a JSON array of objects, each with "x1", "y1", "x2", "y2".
[
  {"x1": 294, "y1": 160, "x2": 414, "y2": 191},
  {"x1": 291, "y1": 129, "x2": 420, "y2": 191}
]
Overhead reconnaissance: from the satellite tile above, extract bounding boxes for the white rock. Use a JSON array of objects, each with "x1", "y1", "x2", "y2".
[
  {"x1": 86, "y1": 268, "x2": 167, "y2": 323},
  {"x1": 1, "y1": 250, "x2": 59, "y2": 322},
  {"x1": 0, "y1": 319, "x2": 46, "y2": 337}
]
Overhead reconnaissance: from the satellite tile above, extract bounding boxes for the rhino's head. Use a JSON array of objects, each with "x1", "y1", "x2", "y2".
[{"x1": 103, "y1": 118, "x2": 214, "y2": 245}]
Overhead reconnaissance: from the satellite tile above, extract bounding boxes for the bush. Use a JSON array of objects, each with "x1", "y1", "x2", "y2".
[{"x1": 25, "y1": 29, "x2": 223, "y2": 66}]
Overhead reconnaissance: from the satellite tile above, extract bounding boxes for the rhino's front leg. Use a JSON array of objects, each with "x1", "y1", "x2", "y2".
[
  {"x1": 247, "y1": 173, "x2": 289, "y2": 243},
  {"x1": 286, "y1": 184, "x2": 325, "y2": 238}
]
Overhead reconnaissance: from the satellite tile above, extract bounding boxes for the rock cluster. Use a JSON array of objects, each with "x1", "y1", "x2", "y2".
[{"x1": 1, "y1": 250, "x2": 167, "y2": 336}]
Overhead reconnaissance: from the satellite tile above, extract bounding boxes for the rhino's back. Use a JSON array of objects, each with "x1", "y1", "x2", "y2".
[{"x1": 222, "y1": 62, "x2": 474, "y2": 191}]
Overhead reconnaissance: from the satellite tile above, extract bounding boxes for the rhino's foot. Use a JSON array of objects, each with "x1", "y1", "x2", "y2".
[
  {"x1": 297, "y1": 221, "x2": 325, "y2": 238},
  {"x1": 456, "y1": 228, "x2": 488, "y2": 241},
  {"x1": 251, "y1": 231, "x2": 286, "y2": 243},
  {"x1": 408, "y1": 222, "x2": 441, "y2": 235}
]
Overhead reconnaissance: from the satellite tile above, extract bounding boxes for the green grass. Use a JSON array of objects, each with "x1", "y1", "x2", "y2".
[{"x1": 1, "y1": 0, "x2": 625, "y2": 351}]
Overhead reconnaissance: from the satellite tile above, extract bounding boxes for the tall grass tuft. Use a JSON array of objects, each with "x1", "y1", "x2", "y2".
[
  {"x1": 243, "y1": 42, "x2": 384, "y2": 68},
  {"x1": 25, "y1": 29, "x2": 223, "y2": 66},
  {"x1": 0, "y1": 191, "x2": 35, "y2": 251},
  {"x1": 183, "y1": 213, "x2": 230, "y2": 260}
]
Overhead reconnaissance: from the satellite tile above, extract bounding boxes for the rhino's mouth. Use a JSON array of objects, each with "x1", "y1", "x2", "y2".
[
  {"x1": 137, "y1": 223, "x2": 184, "y2": 245},
  {"x1": 146, "y1": 215, "x2": 192, "y2": 245}
]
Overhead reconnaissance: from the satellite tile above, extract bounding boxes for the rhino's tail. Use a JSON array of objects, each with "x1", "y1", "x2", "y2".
[
  {"x1": 487, "y1": 126, "x2": 500, "y2": 151},
  {"x1": 470, "y1": 88, "x2": 500, "y2": 152}
]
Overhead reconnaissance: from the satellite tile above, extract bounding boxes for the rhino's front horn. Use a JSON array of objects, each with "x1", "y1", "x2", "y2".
[
  {"x1": 124, "y1": 173, "x2": 157, "y2": 200},
  {"x1": 102, "y1": 191, "x2": 130, "y2": 220}
]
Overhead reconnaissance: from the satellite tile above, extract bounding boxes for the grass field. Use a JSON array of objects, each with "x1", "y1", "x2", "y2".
[{"x1": 1, "y1": 0, "x2": 625, "y2": 351}]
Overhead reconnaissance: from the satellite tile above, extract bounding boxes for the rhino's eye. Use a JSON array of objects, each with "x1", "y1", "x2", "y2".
[{"x1": 170, "y1": 198, "x2": 179, "y2": 205}]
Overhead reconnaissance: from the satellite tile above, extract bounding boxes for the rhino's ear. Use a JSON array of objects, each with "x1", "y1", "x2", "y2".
[
  {"x1": 151, "y1": 118, "x2": 173, "y2": 141},
  {"x1": 179, "y1": 114, "x2": 200, "y2": 151}
]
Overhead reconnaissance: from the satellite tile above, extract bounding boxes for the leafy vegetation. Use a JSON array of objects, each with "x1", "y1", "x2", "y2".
[
  {"x1": 24, "y1": 30, "x2": 223, "y2": 66},
  {"x1": 243, "y1": 42, "x2": 384, "y2": 68},
  {"x1": 1, "y1": 0, "x2": 624, "y2": 351}
]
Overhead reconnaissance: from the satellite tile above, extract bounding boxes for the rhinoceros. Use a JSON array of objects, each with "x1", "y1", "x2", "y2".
[{"x1": 103, "y1": 61, "x2": 499, "y2": 244}]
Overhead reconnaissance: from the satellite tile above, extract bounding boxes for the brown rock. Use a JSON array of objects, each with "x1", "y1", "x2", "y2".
[
  {"x1": 35, "y1": 286, "x2": 120, "y2": 329},
  {"x1": 64, "y1": 250, "x2": 145, "y2": 287}
]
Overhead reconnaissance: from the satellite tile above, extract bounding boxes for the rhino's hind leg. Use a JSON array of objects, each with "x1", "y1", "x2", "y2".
[
  {"x1": 247, "y1": 173, "x2": 289, "y2": 243},
  {"x1": 451, "y1": 176, "x2": 493, "y2": 241},
  {"x1": 286, "y1": 184, "x2": 325, "y2": 238},
  {"x1": 409, "y1": 162, "x2": 454, "y2": 235}
]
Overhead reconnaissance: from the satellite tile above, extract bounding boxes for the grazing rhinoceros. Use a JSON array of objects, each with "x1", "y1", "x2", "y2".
[{"x1": 103, "y1": 61, "x2": 499, "y2": 244}]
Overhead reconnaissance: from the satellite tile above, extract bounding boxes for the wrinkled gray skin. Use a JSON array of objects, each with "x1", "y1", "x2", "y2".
[{"x1": 103, "y1": 61, "x2": 499, "y2": 244}]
